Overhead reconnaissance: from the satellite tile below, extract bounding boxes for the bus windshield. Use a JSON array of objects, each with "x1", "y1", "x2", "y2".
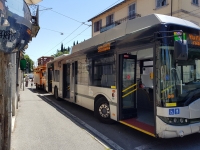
[{"x1": 159, "y1": 44, "x2": 200, "y2": 107}]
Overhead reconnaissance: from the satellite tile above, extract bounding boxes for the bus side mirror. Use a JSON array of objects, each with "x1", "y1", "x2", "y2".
[{"x1": 174, "y1": 40, "x2": 188, "y2": 60}]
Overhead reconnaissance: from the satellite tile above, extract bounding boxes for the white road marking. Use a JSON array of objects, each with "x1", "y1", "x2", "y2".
[{"x1": 42, "y1": 95, "x2": 124, "y2": 150}]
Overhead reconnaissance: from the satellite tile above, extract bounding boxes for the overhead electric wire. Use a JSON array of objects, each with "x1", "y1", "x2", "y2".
[
  {"x1": 49, "y1": 26, "x2": 91, "y2": 55},
  {"x1": 64, "y1": 26, "x2": 91, "y2": 46},
  {"x1": 41, "y1": 27, "x2": 91, "y2": 36},
  {"x1": 43, "y1": 24, "x2": 84, "y2": 55},
  {"x1": 178, "y1": 7, "x2": 200, "y2": 18},
  {"x1": 40, "y1": 0, "x2": 122, "y2": 55},
  {"x1": 39, "y1": 5, "x2": 91, "y2": 26}
]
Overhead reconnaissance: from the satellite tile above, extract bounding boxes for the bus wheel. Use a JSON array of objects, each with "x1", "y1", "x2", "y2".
[
  {"x1": 95, "y1": 97, "x2": 114, "y2": 124},
  {"x1": 54, "y1": 87, "x2": 60, "y2": 101}
]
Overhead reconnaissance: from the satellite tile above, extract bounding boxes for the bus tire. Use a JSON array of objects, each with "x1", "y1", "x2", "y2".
[
  {"x1": 95, "y1": 97, "x2": 114, "y2": 124},
  {"x1": 54, "y1": 87, "x2": 60, "y2": 101}
]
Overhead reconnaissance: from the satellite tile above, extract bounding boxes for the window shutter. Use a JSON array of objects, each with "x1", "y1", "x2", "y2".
[
  {"x1": 129, "y1": 4, "x2": 136, "y2": 19},
  {"x1": 129, "y1": 5, "x2": 131, "y2": 17},
  {"x1": 94, "y1": 22, "x2": 97, "y2": 32},
  {"x1": 111, "y1": 14, "x2": 114, "y2": 24},
  {"x1": 99, "y1": 20, "x2": 102, "y2": 30},
  {"x1": 106, "y1": 16, "x2": 109, "y2": 26}
]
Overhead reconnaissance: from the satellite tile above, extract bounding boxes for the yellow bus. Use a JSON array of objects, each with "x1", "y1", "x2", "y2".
[{"x1": 34, "y1": 56, "x2": 53, "y2": 90}]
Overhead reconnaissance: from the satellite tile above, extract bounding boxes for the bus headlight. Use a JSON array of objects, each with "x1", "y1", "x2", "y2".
[
  {"x1": 173, "y1": 118, "x2": 178, "y2": 123},
  {"x1": 185, "y1": 119, "x2": 188, "y2": 123},
  {"x1": 180, "y1": 118, "x2": 184, "y2": 123},
  {"x1": 159, "y1": 116, "x2": 190, "y2": 126}
]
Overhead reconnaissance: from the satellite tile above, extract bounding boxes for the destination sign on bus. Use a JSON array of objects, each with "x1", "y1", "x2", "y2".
[
  {"x1": 98, "y1": 43, "x2": 111, "y2": 53},
  {"x1": 188, "y1": 34, "x2": 200, "y2": 46},
  {"x1": 174, "y1": 32, "x2": 200, "y2": 46}
]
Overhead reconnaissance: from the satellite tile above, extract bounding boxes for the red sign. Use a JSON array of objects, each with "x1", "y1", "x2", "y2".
[
  {"x1": 127, "y1": 75, "x2": 130, "y2": 79},
  {"x1": 124, "y1": 55, "x2": 129, "y2": 58}
]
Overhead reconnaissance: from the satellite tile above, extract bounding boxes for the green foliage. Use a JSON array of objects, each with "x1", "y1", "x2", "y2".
[
  {"x1": 61, "y1": 43, "x2": 64, "y2": 52},
  {"x1": 24, "y1": 54, "x2": 34, "y2": 73}
]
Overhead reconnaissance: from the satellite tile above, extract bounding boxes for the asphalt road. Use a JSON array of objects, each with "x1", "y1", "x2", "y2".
[
  {"x1": 11, "y1": 87, "x2": 106, "y2": 150},
  {"x1": 40, "y1": 91, "x2": 200, "y2": 150},
  {"x1": 13, "y1": 87, "x2": 200, "y2": 150}
]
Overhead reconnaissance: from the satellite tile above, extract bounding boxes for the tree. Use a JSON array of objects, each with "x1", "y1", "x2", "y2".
[
  {"x1": 24, "y1": 54, "x2": 34, "y2": 73},
  {"x1": 67, "y1": 46, "x2": 70, "y2": 52},
  {"x1": 73, "y1": 41, "x2": 75, "y2": 46},
  {"x1": 76, "y1": 41, "x2": 78, "y2": 45},
  {"x1": 61, "y1": 43, "x2": 64, "y2": 52}
]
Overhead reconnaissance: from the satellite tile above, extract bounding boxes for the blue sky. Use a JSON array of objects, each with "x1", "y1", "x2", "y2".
[{"x1": 26, "y1": 0, "x2": 123, "y2": 64}]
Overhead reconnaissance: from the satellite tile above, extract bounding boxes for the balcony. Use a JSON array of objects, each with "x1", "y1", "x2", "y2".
[{"x1": 100, "y1": 13, "x2": 141, "y2": 33}]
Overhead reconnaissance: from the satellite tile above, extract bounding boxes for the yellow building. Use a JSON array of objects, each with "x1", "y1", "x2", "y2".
[{"x1": 88, "y1": 0, "x2": 200, "y2": 37}]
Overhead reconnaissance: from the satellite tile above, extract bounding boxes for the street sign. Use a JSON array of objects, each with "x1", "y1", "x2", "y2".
[{"x1": 20, "y1": 59, "x2": 27, "y2": 70}]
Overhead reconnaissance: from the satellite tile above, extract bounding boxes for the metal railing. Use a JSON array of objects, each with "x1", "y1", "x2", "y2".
[{"x1": 100, "y1": 13, "x2": 141, "y2": 33}]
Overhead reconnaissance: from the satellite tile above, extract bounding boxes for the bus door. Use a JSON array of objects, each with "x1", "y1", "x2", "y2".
[
  {"x1": 70, "y1": 61, "x2": 78, "y2": 102},
  {"x1": 63, "y1": 64, "x2": 70, "y2": 99},
  {"x1": 119, "y1": 54, "x2": 137, "y2": 120},
  {"x1": 48, "y1": 68, "x2": 52, "y2": 92}
]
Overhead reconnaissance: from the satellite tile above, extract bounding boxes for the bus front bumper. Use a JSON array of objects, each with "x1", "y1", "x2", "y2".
[{"x1": 157, "y1": 117, "x2": 200, "y2": 138}]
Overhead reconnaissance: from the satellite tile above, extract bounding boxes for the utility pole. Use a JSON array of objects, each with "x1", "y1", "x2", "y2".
[
  {"x1": 171, "y1": 0, "x2": 173, "y2": 16},
  {"x1": 3, "y1": 53, "x2": 11, "y2": 150},
  {"x1": 0, "y1": 51, "x2": 5, "y2": 150},
  {"x1": 0, "y1": 52, "x2": 11, "y2": 150}
]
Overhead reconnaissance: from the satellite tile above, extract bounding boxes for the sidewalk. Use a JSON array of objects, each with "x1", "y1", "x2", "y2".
[{"x1": 11, "y1": 84, "x2": 107, "y2": 150}]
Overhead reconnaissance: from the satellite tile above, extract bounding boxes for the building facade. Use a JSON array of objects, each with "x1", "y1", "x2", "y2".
[{"x1": 88, "y1": 0, "x2": 200, "y2": 37}]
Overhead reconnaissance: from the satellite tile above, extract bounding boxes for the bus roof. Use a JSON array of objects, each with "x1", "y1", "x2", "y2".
[
  {"x1": 48, "y1": 54, "x2": 69, "y2": 64},
  {"x1": 72, "y1": 14, "x2": 200, "y2": 54}
]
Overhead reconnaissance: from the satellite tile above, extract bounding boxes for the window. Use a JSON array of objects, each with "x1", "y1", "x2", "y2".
[
  {"x1": 192, "y1": 0, "x2": 199, "y2": 5},
  {"x1": 77, "y1": 59, "x2": 89, "y2": 85},
  {"x1": 156, "y1": 0, "x2": 167, "y2": 8},
  {"x1": 129, "y1": 3, "x2": 136, "y2": 20},
  {"x1": 106, "y1": 14, "x2": 114, "y2": 26},
  {"x1": 54, "y1": 70, "x2": 60, "y2": 82},
  {"x1": 94, "y1": 20, "x2": 102, "y2": 32},
  {"x1": 88, "y1": 54, "x2": 116, "y2": 88}
]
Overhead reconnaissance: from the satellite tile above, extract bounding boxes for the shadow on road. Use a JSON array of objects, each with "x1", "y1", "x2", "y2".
[{"x1": 28, "y1": 88, "x2": 200, "y2": 150}]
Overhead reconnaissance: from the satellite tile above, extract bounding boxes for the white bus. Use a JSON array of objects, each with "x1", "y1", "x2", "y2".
[{"x1": 46, "y1": 14, "x2": 200, "y2": 138}]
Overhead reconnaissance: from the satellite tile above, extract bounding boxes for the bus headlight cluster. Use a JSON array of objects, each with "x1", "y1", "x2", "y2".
[{"x1": 159, "y1": 116, "x2": 189, "y2": 126}]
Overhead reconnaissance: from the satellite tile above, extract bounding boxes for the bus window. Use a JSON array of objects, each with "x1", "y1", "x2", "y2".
[{"x1": 89, "y1": 54, "x2": 116, "y2": 88}]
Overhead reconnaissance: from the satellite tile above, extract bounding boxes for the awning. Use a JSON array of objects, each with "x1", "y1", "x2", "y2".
[{"x1": 25, "y1": 0, "x2": 42, "y2": 5}]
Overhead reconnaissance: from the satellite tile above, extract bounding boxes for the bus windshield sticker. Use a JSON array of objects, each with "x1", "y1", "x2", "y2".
[
  {"x1": 175, "y1": 108, "x2": 180, "y2": 114},
  {"x1": 174, "y1": 32, "x2": 186, "y2": 41},
  {"x1": 169, "y1": 108, "x2": 180, "y2": 115},
  {"x1": 169, "y1": 109, "x2": 174, "y2": 115}
]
